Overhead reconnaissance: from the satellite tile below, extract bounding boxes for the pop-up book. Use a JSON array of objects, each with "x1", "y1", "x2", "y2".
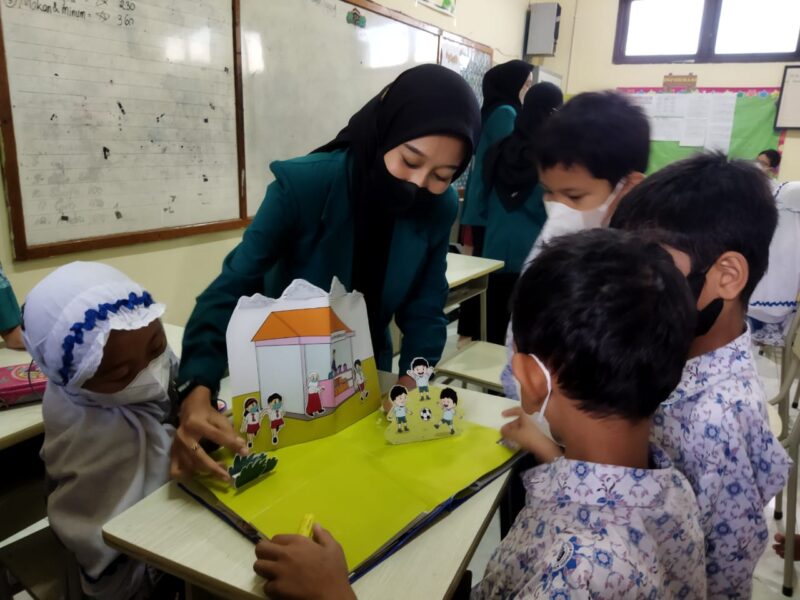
[
  {"x1": 225, "y1": 278, "x2": 382, "y2": 451},
  {"x1": 185, "y1": 278, "x2": 519, "y2": 580}
]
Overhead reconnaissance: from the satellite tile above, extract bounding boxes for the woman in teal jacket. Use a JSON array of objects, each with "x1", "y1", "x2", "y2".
[
  {"x1": 479, "y1": 83, "x2": 563, "y2": 342},
  {"x1": 172, "y1": 65, "x2": 481, "y2": 479},
  {"x1": 458, "y1": 60, "x2": 532, "y2": 341}
]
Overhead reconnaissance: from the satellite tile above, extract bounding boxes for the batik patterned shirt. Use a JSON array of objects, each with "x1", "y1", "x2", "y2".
[
  {"x1": 651, "y1": 328, "x2": 791, "y2": 598},
  {"x1": 472, "y1": 448, "x2": 706, "y2": 599}
]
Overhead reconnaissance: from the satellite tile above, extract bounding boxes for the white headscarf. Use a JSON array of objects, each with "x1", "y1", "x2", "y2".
[{"x1": 23, "y1": 262, "x2": 175, "y2": 599}]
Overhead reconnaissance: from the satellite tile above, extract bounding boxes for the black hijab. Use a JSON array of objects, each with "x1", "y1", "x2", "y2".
[
  {"x1": 313, "y1": 64, "x2": 481, "y2": 353},
  {"x1": 480, "y1": 60, "x2": 534, "y2": 121},
  {"x1": 483, "y1": 82, "x2": 563, "y2": 212}
]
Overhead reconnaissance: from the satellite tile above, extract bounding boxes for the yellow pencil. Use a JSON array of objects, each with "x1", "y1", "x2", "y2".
[{"x1": 297, "y1": 513, "x2": 315, "y2": 538}]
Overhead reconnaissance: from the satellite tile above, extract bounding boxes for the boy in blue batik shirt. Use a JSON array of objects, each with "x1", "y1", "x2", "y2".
[
  {"x1": 611, "y1": 153, "x2": 791, "y2": 599},
  {"x1": 250, "y1": 229, "x2": 707, "y2": 600}
]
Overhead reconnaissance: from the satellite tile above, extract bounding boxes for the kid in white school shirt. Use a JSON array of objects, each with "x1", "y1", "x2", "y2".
[
  {"x1": 248, "y1": 229, "x2": 707, "y2": 600},
  {"x1": 22, "y1": 262, "x2": 177, "y2": 600},
  {"x1": 611, "y1": 154, "x2": 791, "y2": 598}
]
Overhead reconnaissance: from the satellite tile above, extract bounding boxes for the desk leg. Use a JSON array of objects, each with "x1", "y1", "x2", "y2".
[{"x1": 479, "y1": 289, "x2": 487, "y2": 342}]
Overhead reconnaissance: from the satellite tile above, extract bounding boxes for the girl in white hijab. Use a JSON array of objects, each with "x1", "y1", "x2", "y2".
[{"x1": 22, "y1": 261, "x2": 177, "y2": 600}]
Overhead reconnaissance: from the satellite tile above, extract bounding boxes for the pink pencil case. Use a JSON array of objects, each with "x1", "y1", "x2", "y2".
[{"x1": 0, "y1": 363, "x2": 47, "y2": 408}]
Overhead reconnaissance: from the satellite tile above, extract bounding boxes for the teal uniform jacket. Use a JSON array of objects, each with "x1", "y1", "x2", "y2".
[
  {"x1": 0, "y1": 262, "x2": 20, "y2": 332},
  {"x1": 483, "y1": 184, "x2": 547, "y2": 274},
  {"x1": 179, "y1": 149, "x2": 458, "y2": 389},
  {"x1": 460, "y1": 105, "x2": 517, "y2": 228}
]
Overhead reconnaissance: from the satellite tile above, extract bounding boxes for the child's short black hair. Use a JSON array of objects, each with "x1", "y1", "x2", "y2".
[
  {"x1": 512, "y1": 228, "x2": 694, "y2": 421},
  {"x1": 536, "y1": 91, "x2": 650, "y2": 185},
  {"x1": 759, "y1": 149, "x2": 781, "y2": 168},
  {"x1": 411, "y1": 357, "x2": 429, "y2": 369},
  {"x1": 354, "y1": 359, "x2": 361, "y2": 367},
  {"x1": 610, "y1": 152, "x2": 778, "y2": 304},
  {"x1": 267, "y1": 393, "x2": 282, "y2": 404},
  {"x1": 439, "y1": 387, "x2": 458, "y2": 404},
  {"x1": 390, "y1": 385, "x2": 407, "y2": 401},
  {"x1": 244, "y1": 398, "x2": 258, "y2": 410}
]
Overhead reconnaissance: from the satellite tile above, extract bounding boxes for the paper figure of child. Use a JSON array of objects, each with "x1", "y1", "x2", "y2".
[
  {"x1": 240, "y1": 398, "x2": 263, "y2": 449},
  {"x1": 407, "y1": 357, "x2": 434, "y2": 401},
  {"x1": 353, "y1": 359, "x2": 368, "y2": 401},
  {"x1": 434, "y1": 387, "x2": 458, "y2": 435},
  {"x1": 388, "y1": 385, "x2": 411, "y2": 433},
  {"x1": 266, "y1": 393, "x2": 285, "y2": 445},
  {"x1": 306, "y1": 372, "x2": 325, "y2": 417}
]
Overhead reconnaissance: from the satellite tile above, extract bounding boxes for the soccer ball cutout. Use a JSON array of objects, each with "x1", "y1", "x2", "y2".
[{"x1": 420, "y1": 407, "x2": 433, "y2": 421}]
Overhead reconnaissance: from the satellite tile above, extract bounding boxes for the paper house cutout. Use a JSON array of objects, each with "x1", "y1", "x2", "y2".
[{"x1": 251, "y1": 306, "x2": 357, "y2": 417}]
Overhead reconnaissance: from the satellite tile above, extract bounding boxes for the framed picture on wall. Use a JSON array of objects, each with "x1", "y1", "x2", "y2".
[
  {"x1": 775, "y1": 65, "x2": 800, "y2": 130},
  {"x1": 417, "y1": 0, "x2": 455, "y2": 17}
]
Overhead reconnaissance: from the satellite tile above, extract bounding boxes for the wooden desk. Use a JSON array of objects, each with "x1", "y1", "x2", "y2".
[
  {"x1": 435, "y1": 341, "x2": 507, "y2": 394},
  {"x1": 0, "y1": 323, "x2": 230, "y2": 450},
  {"x1": 103, "y1": 376, "x2": 517, "y2": 600},
  {"x1": 445, "y1": 253, "x2": 504, "y2": 342}
]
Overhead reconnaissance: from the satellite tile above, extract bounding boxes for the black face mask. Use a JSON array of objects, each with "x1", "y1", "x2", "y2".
[
  {"x1": 370, "y1": 157, "x2": 439, "y2": 217},
  {"x1": 686, "y1": 267, "x2": 724, "y2": 337}
]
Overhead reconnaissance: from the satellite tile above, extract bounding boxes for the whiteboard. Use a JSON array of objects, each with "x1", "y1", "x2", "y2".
[
  {"x1": 438, "y1": 34, "x2": 491, "y2": 191},
  {"x1": 240, "y1": 0, "x2": 439, "y2": 216},
  {"x1": 0, "y1": 0, "x2": 240, "y2": 250},
  {"x1": 776, "y1": 66, "x2": 800, "y2": 129}
]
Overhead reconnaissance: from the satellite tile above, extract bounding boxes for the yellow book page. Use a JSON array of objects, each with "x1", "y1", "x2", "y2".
[{"x1": 201, "y1": 412, "x2": 514, "y2": 570}]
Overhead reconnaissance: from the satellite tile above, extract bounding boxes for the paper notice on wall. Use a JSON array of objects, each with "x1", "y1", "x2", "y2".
[
  {"x1": 627, "y1": 94, "x2": 656, "y2": 119},
  {"x1": 680, "y1": 118, "x2": 708, "y2": 147},
  {"x1": 704, "y1": 93, "x2": 737, "y2": 153},
  {"x1": 653, "y1": 94, "x2": 688, "y2": 118},
  {"x1": 651, "y1": 117, "x2": 683, "y2": 142}
]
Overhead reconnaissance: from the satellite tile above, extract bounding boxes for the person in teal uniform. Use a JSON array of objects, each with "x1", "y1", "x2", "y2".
[
  {"x1": 0, "y1": 261, "x2": 24, "y2": 350},
  {"x1": 477, "y1": 83, "x2": 563, "y2": 343},
  {"x1": 171, "y1": 65, "x2": 481, "y2": 480},
  {"x1": 458, "y1": 60, "x2": 532, "y2": 342}
]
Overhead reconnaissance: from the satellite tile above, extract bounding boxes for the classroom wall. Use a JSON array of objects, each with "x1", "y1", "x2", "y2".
[
  {"x1": 0, "y1": 0, "x2": 531, "y2": 327},
  {"x1": 531, "y1": 0, "x2": 800, "y2": 181}
]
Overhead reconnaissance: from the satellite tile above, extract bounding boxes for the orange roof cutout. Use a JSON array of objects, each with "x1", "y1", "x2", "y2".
[{"x1": 252, "y1": 307, "x2": 353, "y2": 342}]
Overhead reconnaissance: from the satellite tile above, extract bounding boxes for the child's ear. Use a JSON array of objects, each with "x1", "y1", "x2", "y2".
[
  {"x1": 620, "y1": 171, "x2": 645, "y2": 198},
  {"x1": 710, "y1": 251, "x2": 748, "y2": 301},
  {"x1": 511, "y1": 353, "x2": 548, "y2": 414}
]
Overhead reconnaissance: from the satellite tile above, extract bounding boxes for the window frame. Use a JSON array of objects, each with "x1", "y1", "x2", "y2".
[{"x1": 613, "y1": 0, "x2": 800, "y2": 64}]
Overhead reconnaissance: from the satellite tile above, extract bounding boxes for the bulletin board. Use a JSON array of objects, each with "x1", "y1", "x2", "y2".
[{"x1": 619, "y1": 87, "x2": 786, "y2": 175}]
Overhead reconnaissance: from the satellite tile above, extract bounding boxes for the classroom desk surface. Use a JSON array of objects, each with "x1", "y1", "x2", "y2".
[
  {"x1": 103, "y1": 375, "x2": 517, "y2": 600},
  {"x1": 445, "y1": 253, "x2": 504, "y2": 288},
  {"x1": 0, "y1": 323, "x2": 231, "y2": 450}
]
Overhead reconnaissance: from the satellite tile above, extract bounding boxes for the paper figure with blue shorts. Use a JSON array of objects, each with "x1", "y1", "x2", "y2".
[
  {"x1": 434, "y1": 387, "x2": 458, "y2": 435},
  {"x1": 407, "y1": 357, "x2": 434, "y2": 401},
  {"x1": 388, "y1": 385, "x2": 412, "y2": 433}
]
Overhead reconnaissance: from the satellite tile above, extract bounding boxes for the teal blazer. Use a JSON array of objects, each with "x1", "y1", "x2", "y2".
[
  {"x1": 483, "y1": 184, "x2": 547, "y2": 274},
  {"x1": 460, "y1": 105, "x2": 517, "y2": 228},
  {"x1": 179, "y1": 149, "x2": 457, "y2": 389}
]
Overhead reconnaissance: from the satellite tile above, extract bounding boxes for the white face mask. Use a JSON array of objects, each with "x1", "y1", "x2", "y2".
[
  {"x1": 542, "y1": 177, "x2": 627, "y2": 233},
  {"x1": 82, "y1": 349, "x2": 174, "y2": 406},
  {"x1": 513, "y1": 353, "x2": 555, "y2": 441}
]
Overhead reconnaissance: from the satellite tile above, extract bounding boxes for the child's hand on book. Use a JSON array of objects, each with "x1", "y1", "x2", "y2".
[
  {"x1": 254, "y1": 524, "x2": 355, "y2": 600},
  {"x1": 500, "y1": 406, "x2": 563, "y2": 463},
  {"x1": 171, "y1": 386, "x2": 248, "y2": 482}
]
